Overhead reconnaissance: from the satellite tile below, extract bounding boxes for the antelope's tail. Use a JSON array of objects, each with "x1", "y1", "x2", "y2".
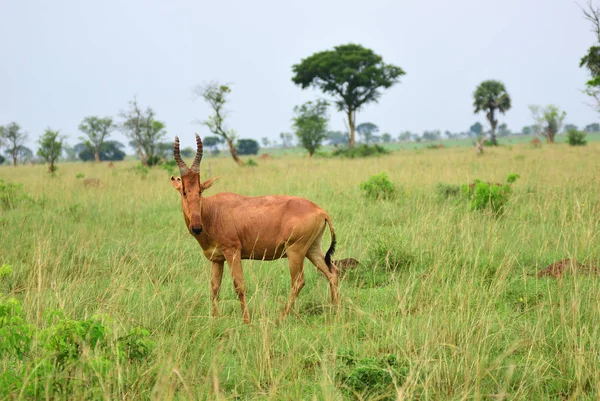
[{"x1": 324, "y1": 214, "x2": 337, "y2": 273}]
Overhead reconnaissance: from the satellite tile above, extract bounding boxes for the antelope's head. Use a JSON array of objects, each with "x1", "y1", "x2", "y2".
[{"x1": 170, "y1": 134, "x2": 219, "y2": 236}]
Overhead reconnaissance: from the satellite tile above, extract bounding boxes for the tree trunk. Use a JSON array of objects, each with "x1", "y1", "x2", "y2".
[
  {"x1": 487, "y1": 109, "x2": 498, "y2": 146},
  {"x1": 136, "y1": 142, "x2": 148, "y2": 166},
  {"x1": 49, "y1": 161, "x2": 54, "y2": 173},
  {"x1": 347, "y1": 109, "x2": 356, "y2": 148},
  {"x1": 12, "y1": 154, "x2": 17, "y2": 166},
  {"x1": 94, "y1": 150, "x2": 100, "y2": 163},
  {"x1": 226, "y1": 138, "x2": 243, "y2": 166}
]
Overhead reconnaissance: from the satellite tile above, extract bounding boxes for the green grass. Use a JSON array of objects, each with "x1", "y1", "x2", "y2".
[{"x1": 1, "y1": 142, "x2": 600, "y2": 400}]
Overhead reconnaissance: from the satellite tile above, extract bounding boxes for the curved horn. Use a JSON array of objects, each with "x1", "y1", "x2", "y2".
[
  {"x1": 173, "y1": 136, "x2": 188, "y2": 174},
  {"x1": 191, "y1": 133, "x2": 203, "y2": 172}
]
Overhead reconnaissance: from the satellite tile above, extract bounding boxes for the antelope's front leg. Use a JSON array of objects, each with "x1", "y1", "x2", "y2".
[
  {"x1": 224, "y1": 250, "x2": 250, "y2": 324},
  {"x1": 211, "y1": 261, "x2": 224, "y2": 317}
]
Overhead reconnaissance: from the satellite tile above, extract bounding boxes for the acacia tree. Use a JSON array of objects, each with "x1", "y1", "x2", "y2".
[
  {"x1": 356, "y1": 122, "x2": 379, "y2": 144},
  {"x1": 78, "y1": 116, "x2": 115, "y2": 163},
  {"x1": 292, "y1": 100, "x2": 329, "y2": 157},
  {"x1": 473, "y1": 80, "x2": 512, "y2": 148},
  {"x1": 119, "y1": 98, "x2": 166, "y2": 166},
  {"x1": 37, "y1": 129, "x2": 64, "y2": 173},
  {"x1": 529, "y1": 105, "x2": 566, "y2": 143},
  {"x1": 292, "y1": 43, "x2": 405, "y2": 148},
  {"x1": 0, "y1": 122, "x2": 28, "y2": 166},
  {"x1": 194, "y1": 82, "x2": 242, "y2": 165}
]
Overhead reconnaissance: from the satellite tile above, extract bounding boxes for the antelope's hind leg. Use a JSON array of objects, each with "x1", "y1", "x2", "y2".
[
  {"x1": 224, "y1": 250, "x2": 250, "y2": 324},
  {"x1": 282, "y1": 251, "x2": 306, "y2": 318},
  {"x1": 306, "y1": 245, "x2": 339, "y2": 305},
  {"x1": 210, "y1": 261, "x2": 224, "y2": 317}
]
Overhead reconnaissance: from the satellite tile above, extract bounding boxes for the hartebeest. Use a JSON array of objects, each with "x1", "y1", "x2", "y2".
[{"x1": 170, "y1": 134, "x2": 339, "y2": 323}]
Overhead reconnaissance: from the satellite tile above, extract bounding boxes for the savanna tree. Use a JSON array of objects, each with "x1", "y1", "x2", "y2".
[
  {"x1": 381, "y1": 133, "x2": 392, "y2": 143},
  {"x1": 356, "y1": 122, "x2": 379, "y2": 144},
  {"x1": 398, "y1": 131, "x2": 412, "y2": 142},
  {"x1": 236, "y1": 139, "x2": 260, "y2": 155},
  {"x1": 193, "y1": 82, "x2": 242, "y2": 165},
  {"x1": 584, "y1": 122, "x2": 600, "y2": 132},
  {"x1": 279, "y1": 132, "x2": 294, "y2": 148},
  {"x1": 580, "y1": 1, "x2": 600, "y2": 112},
  {"x1": 469, "y1": 122, "x2": 483, "y2": 138},
  {"x1": 37, "y1": 129, "x2": 64, "y2": 172},
  {"x1": 78, "y1": 116, "x2": 115, "y2": 163},
  {"x1": 292, "y1": 100, "x2": 329, "y2": 157},
  {"x1": 327, "y1": 131, "x2": 349, "y2": 146},
  {"x1": 119, "y1": 98, "x2": 167, "y2": 166},
  {"x1": 0, "y1": 122, "x2": 28, "y2": 166},
  {"x1": 473, "y1": 80, "x2": 512, "y2": 147},
  {"x1": 75, "y1": 141, "x2": 126, "y2": 162},
  {"x1": 203, "y1": 136, "x2": 224, "y2": 155},
  {"x1": 529, "y1": 105, "x2": 566, "y2": 143},
  {"x1": 292, "y1": 43, "x2": 405, "y2": 148}
]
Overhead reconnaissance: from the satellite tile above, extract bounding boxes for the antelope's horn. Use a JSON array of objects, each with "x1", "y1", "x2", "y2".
[
  {"x1": 191, "y1": 133, "x2": 203, "y2": 172},
  {"x1": 173, "y1": 136, "x2": 188, "y2": 174}
]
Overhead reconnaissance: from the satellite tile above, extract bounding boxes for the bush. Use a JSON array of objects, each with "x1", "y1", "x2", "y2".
[
  {"x1": 161, "y1": 160, "x2": 178, "y2": 175},
  {"x1": 337, "y1": 352, "x2": 408, "y2": 400},
  {"x1": 360, "y1": 173, "x2": 396, "y2": 200},
  {"x1": 332, "y1": 144, "x2": 389, "y2": 158},
  {"x1": 566, "y1": 128, "x2": 587, "y2": 146},
  {"x1": 236, "y1": 139, "x2": 260, "y2": 155},
  {"x1": 0, "y1": 179, "x2": 30, "y2": 210},
  {"x1": 460, "y1": 174, "x2": 520, "y2": 215},
  {"x1": 245, "y1": 158, "x2": 258, "y2": 167}
]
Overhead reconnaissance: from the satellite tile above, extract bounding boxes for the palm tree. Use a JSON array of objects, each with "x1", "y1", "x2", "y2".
[{"x1": 473, "y1": 80, "x2": 511, "y2": 146}]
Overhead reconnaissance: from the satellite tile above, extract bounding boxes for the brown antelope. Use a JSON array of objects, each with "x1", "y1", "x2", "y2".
[{"x1": 170, "y1": 134, "x2": 339, "y2": 323}]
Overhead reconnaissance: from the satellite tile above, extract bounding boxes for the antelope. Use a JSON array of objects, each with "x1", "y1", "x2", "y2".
[{"x1": 170, "y1": 134, "x2": 339, "y2": 323}]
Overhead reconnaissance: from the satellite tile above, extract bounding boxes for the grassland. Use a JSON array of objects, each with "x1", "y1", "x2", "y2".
[{"x1": 1, "y1": 142, "x2": 599, "y2": 400}]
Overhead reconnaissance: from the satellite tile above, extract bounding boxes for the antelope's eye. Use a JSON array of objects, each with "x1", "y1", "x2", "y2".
[{"x1": 182, "y1": 191, "x2": 186, "y2": 196}]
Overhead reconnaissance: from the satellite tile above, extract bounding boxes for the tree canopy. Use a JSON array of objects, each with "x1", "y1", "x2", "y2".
[
  {"x1": 292, "y1": 43, "x2": 405, "y2": 148},
  {"x1": 473, "y1": 80, "x2": 511, "y2": 146},
  {"x1": 78, "y1": 116, "x2": 115, "y2": 163},
  {"x1": 236, "y1": 139, "x2": 260, "y2": 155},
  {"x1": 75, "y1": 141, "x2": 126, "y2": 162},
  {"x1": 356, "y1": 122, "x2": 379, "y2": 144},
  {"x1": 292, "y1": 100, "x2": 330, "y2": 157},
  {"x1": 37, "y1": 129, "x2": 64, "y2": 172},
  {"x1": 119, "y1": 98, "x2": 166, "y2": 166},
  {"x1": 0, "y1": 122, "x2": 28, "y2": 166}
]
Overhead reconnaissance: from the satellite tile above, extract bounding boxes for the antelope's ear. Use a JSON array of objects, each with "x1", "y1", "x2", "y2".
[
  {"x1": 201, "y1": 176, "x2": 220, "y2": 191},
  {"x1": 170, "y1": 176, "x2": 182, "y2": 190}
]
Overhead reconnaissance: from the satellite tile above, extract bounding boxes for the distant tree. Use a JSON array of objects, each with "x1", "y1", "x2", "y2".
[
  {"x1": 75, "y1": 140, "x2": 126, "y2": 162},
  {"x1": 203, "y1": 136, "x2": 224, "y2": 155},
  {"x1": 180, "y1": 147, "x2": 194, "y2": 158},
  {"x1": 381, "y1": 133, "x2": 392, "y2": 143},
  {"x1": 326, "y1": 131, "x2": 348, "y2": 146},
  {"x1": 0, "y1": 154, "x2": 4, "y2": 165},
  {"x1": 292, "y1": 43, "x2": 405, "y2": 148},
  {"x1": 529, "y1": 105, "x2": 566, "y2": 143},
  {"x1": 398, "y1": 131, "x2": 412, "y2": 142},
  {"x1": 279, "y1": 132, "x2": 294, "y2": 148},
  {"x1": 236, "y1": 139, "x2": 260, "y2": 155},
  {"x1": 17, "y1": 146, "x2": 34, "y2": 163},
  {"x1": 261, "y1": 137, "x2": 270, "y2": 148},
  {"x1": 521, "y1": 126, "x2": 532, "y2": 135},
  {"x1": 292, "y1": 100, "x2": 329, "y2": 157},
  {"x1": 119, "y1": 98, "x2": 167, "y2": 166},
  {"x1": 584, "y1": 122, "x2": 600, "y2": 132},
  {"x1": 0, "y1": 122, "x2": 28, "y2": 166},
  {"x1": 37, "y1": 129, "x2": 64, "y2": 173},
  {"x1": 356, "y1": 122, "x2": 379, "y2": 144},
  {"x1": 63, "y1": 145, "x2": 78, "y2": 161},
  {"x1": 473, "y1": 80, "x2": 511, "y2": 147},
  {"x1": 78, "y1": 116, "x2": 115, "y2": 163},
  {"x1": 498, "y1": 123, "x2": 511, "y2": 137},
  {"x1": 194, "y1": 82, "x2": 242, "y2": 166},
  {"x1": 564, "y1": 124, "x2": 578, "y2": 133},
  {"x1": 422, "y1": 130, "x2": 441, "y2": 141},
  {"x1": 469, "y1": 122, "x2": 483, "y2": 138}
]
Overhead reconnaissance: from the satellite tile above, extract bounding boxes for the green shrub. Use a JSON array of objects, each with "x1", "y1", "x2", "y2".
[
  {"x1": 161, "y1": 160, "x2": 178, "y2": 175},
  {"x1": 75, "y1": 172, "x2": 84, "y2": 179},
  {"x1": 566, "y1": 128, "x2": 587, "y2": 146},
  {"x1": 460, "y1": 174, "x2": 520, "y2": 215},
  {"x1": 360, "y1": 173, "x2": 397, "y2": 200},
  {"x1": 245, "y1": 158, "x2": 258, "y2": 167},
  {"x1": 0, "y1": 179, "x2": 30, "y2": 210},
  {"x1": 132, "y1": 164, "x2": 150, "y2": 179},
  {"x1": 337, "y1": 352, "x2": 408, "y2": 400},
  {"x1": 333, "y1": 144, "x2": 389, "y2": 158}
]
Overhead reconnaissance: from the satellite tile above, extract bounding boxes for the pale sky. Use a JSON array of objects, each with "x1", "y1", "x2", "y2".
[{"x1": 1, "y1": 0, "x2": 597, "y2": 151}]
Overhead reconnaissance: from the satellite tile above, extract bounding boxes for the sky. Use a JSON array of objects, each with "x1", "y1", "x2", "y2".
[{"x1": 1, "y1": 0, "x2": 598, "y2": 152}]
